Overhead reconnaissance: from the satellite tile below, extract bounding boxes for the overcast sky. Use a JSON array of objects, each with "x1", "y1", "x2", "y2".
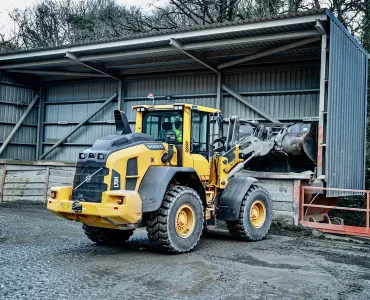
[{"x1": 0, "y1": 0, "x2": 158, "y2": 33}]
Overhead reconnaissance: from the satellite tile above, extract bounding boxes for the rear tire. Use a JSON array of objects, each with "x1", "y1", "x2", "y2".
[
  {"x1": 227, "y1": 185, "x2": 272, "y2": 241},
  {"x1": 82, "y1": 224, "x2": 134, "y2": 246},
  {"x1": 146, "y1": 185, "x2": 204, "y2": 253}
]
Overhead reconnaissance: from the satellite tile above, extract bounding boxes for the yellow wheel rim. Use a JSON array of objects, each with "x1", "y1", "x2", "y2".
[
  {"x1": 250, "y1": 200, "x2": 266, "y2": 229},
  {"x1": 175, "y1": 204, "x2": 195, "y2": 238}
]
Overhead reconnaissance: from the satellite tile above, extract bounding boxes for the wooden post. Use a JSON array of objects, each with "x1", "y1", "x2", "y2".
[
  {"x1": 0, "y1": 165, "x2": 7, "y2": 203},
  {"x1": 44, "y1": 166, "x2": 50, "y2": 204},
  {"x1": 293, "y1": 179, "x2": 301, "y2": 226}
]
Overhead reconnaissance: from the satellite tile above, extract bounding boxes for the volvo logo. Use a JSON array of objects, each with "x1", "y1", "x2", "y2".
[
  {"x1": 85, "y1": 175, "x2": 92, "y2": 183},
  {"x1": 145, "y1": 143, "x2": 165, "y2": 150}
]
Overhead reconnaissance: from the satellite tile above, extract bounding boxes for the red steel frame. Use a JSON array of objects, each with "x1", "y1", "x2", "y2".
[{"x1": 300, "y1": 186, "x2": 370, "y2": 237}]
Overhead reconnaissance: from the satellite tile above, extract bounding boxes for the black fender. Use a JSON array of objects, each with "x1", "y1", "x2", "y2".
[
  {"x1": 217, "y1": 176, "x2": 257, "y2": 221},
  {"x1": 139, "y1": 166, "x2": 206, "y2": 213}
]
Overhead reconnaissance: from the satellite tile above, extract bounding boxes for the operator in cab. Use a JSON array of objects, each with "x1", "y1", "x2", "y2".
[{"x1": 174, "y1": 120, "x2": 182, "y2": 143}]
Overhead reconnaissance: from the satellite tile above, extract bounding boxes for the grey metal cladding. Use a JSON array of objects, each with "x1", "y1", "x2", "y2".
[
  {"x1": 223, "y1": 67, "x2": 319, "y2": 119},
  {"x1": 0, "y1": 144, "x2": 35, "y2": 160},
  {"x1": 0, "y1": 75, "x2": 37, "y2": 160},
  {"x1": 43, "y1": 80, "x2": 117, "y2": 161},
  {"x1": 326, "y1": 18, "x2": 368, "y2": 197},
  {"x1": 123, "y1": 66, "x2": 319, "y2": 122},
  {"x1": 46, "y1": 81, "x2": 117, "y2": 102}
]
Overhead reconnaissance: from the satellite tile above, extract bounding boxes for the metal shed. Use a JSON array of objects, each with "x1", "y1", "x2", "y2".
[{"x1": 0, "y1": 9, "x2": 368, "y2": 199}]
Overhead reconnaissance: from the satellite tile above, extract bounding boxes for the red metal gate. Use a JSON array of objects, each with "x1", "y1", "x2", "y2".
[{"x1": 300, "y1": 186, "x2": 370, "y2": 237}]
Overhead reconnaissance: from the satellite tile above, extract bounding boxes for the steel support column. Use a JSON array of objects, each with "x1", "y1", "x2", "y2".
[
  {"x1": 39, "y1": 93, "x2": 118, "y2": 160},
  {"x1": 0, "y1": 94, "x2": 40, "y2": 157},
  {"x1": 222, "y1": 85, "x2": 279, "y2": 123},
  {"x1": 316, "y1": 33, "x2": 328, "y2": 180},
  {"x1": 36, "y1": 87, "x2": 45, "y2": 159},
  {"x1": 118, "y1": 79, "x2": 124, "y2": 111},
  {"x1": 216, "y1": 73, "x2": 222, "y2": 110}
]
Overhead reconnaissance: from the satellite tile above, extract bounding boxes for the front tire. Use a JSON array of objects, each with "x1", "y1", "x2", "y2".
[
  {"x1": 82, "y1": 224, "x2": 134, "y2": 246},
  {"x1": 146, "y1": 186, "x2": 204, "y2": 253},
  {"x1": 227, "y1": 185, "x2": 272, "y2": 241}
]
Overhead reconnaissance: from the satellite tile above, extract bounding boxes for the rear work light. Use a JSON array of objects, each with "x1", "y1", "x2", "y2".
[
  {"x1": 50, "y1": 191, "x2": 57, "y2": 199},
  {"x1": 117, "y1": 196, "x2": 125, "y2": 205}
]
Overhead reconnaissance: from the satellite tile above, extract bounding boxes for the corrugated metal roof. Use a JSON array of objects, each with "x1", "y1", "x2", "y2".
[{"x1": 0, "y1": 9, "x2": 327, "y2": 57}]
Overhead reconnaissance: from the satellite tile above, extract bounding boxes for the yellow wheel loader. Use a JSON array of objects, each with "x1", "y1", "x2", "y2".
[{"x1": 48, "y1": 103, "x2": 316, "y2": 253}]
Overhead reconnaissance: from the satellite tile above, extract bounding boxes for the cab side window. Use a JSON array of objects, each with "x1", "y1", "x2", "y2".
[
  {"x1": 144, "y1": 116, "x2": 160, "y2": 139},
  {"x1": 191, "y1": 111, "x2": 208, "y2": 156}
]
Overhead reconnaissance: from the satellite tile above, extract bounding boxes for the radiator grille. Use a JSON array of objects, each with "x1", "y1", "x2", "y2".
[{"x1": 72, "y1": 161, "x2": 108, "y2": 203}]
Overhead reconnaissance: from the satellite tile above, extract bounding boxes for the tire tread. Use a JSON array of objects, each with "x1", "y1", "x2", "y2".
[
  {"x1": 82, "y1": 224, "x2": 134, "y2": 245},
  {"x1": 146, "y1": 185, "x2": 203, "y2": 253},
  {"x1": 227, "y1": 185, "x2": 272, "y2": 241}
]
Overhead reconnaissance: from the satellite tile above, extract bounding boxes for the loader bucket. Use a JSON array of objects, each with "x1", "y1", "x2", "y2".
[{"x1": 282, "y1": 122, "x2": 317, "y2": 162}]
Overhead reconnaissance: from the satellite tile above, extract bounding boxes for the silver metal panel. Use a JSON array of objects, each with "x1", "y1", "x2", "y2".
[
  {"x1": 326, "y1": 18, "x2": 368, "y2": 196},
  {"x1": 44, "y1": 102, "x2": 117, "y2": 122},
  {"x1": 223, "y1": 94, "x2": 318, "y2": 120},
  {"x1": 0, "y1": 145, "x2": 36, "y2": 160},
  {"x1": 46, "y1": 81, "x2": 117, "y2": 102},
  {"x1": 44, "y1": 80, "x2": 117, "y2": 161},
  {"x1": 125, "y1": 73, "x2": 217, "y2": 98},
  {"x1": 42, "y1": 145, "x2": 91, "y2": 162},
  {"x1": 0, "y1": 124, "x2": 37, "y2": 144},
  {"x1": 0, "y1": 75, "x2": 38, "y2": 160},
  {"x1": 44, "y1": 124, "x2": 115, "y2": 144},
  {"x1": 222, "y1": 67, "x2": 319, "y2": 119},
  {"x1": 0, "y1": 103, "x2": 38, "y2": 124},
  {"x1": 123, "y1": 66, "x2": 319, "y2": 121}
]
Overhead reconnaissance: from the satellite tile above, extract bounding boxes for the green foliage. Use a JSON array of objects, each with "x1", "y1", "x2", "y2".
[{"x1": 0, "y1": 0, "x2": 368, "y2": 52}]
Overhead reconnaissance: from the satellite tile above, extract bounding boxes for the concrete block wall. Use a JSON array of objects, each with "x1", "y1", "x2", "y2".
[
  {"x1": 0, "y1": 161, "x2": 75, "y2": 203},
  {"x1": 256, "y1": 179, "x2": 299, "y2": 227}
]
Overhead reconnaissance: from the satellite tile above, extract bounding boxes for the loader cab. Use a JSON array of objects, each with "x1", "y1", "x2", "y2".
[{"x1": 133, "y1": 104, "x2": 220, "y2": 179}]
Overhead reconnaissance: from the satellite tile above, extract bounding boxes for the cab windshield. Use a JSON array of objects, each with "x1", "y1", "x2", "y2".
[{"x1": 142, "y1": 110, "x2": 183, "y2": 143}]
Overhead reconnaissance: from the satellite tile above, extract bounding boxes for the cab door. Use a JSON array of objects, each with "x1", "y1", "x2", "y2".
[{"x1": 190, "y1": 111, "x2": 210, "y2": 179}]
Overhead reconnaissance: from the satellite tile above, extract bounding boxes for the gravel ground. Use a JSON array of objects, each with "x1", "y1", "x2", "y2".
[{"x1": 1, "y1": 203, "x2": 370, "y2": 300}]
